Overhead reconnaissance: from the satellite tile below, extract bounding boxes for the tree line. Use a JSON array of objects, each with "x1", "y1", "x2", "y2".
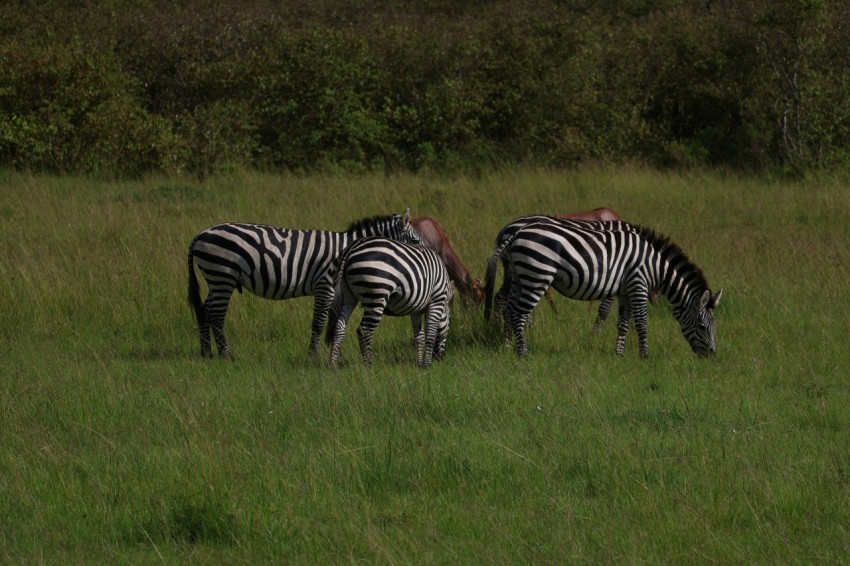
[{"x1": 1, "y1": 0, "x2": 848, "y2": 177}]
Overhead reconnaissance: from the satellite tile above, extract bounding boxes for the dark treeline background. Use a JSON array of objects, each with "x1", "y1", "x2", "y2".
[{"x1": 1, "y1": 0, "x2": 848, "y2": 177}]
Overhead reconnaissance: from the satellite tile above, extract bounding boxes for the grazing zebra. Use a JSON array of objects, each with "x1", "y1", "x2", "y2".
[
  {"x1": 187, "y1": 209, "x2": 420, "y2": 358},
  {"x1": 488, "y1": 218, "x2": 721, "y2": 357},
  {"x1": 324, "y1": 237, "x2": 453, "y2": 368},
  {"x1": 484, "y1": 214, "x2": 633, "y2": 342}
]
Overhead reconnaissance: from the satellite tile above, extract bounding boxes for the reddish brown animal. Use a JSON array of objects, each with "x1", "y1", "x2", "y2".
[
  {"x1": 557, "y1": 206, "x2": 622, "y2": 222},
  {"x1": 411, "y1": 217, "x2": 485, "y2": 304}
]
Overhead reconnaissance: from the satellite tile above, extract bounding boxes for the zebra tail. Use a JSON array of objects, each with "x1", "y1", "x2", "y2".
[
  {"x1": 484, "y1": 234, "x2": 513, "y2": 322},
  {"x1": 323, "y1": 254, "x2": 348, "y2": 346},
  {"x1": 187, "y1": 239, "x2": 206, "y2": 327}
]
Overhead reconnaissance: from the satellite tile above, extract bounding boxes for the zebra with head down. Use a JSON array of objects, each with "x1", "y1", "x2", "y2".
[{"x1": 489, "y1": 217, "x2": 721, "y2": 357}]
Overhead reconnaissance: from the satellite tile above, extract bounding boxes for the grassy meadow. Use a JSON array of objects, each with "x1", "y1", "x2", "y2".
[{"x1": 1, "y1": 167, "x2": 849, "y2": 563}]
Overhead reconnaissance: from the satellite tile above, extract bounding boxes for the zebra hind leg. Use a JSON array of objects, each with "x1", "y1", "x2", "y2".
[
  {"x1": 356, "y1": 300, "x2": 386, "y2": 367},
  {"x1": 421, "y1": 307, "x2": 441, "y2": 368},
  {"x1": 329, "y1": 303, "x2": 355, "y2": 368},
  {"x1": 494, "y1": 283, "x2": 512, "y2": 347},
  {"x1": 205, "y1": 287, "x2": 235, "y2": 360},
  {"x1": 357, "y1": 324, "x2": 374, "y2": 367},
  {"x1": 209, "y1": 315, "x2": 231, "y2": 360},
  {"x1": 410, "y1": 314, "x2": 426, "y2": 368},
  {"x1": 198, "y1": 305, "x2": 213, "y2": 358},
  {"x1": 507, "y1": 307, "x2": 531, "y2": 356}
]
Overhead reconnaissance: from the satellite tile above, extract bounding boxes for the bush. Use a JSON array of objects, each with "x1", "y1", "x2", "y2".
[
  {"x1": 0, "y1": 36, "x2": 174, "y2": 175},
  {"x1": 1, "y1": 0, "x2": 849, "y2": 175}
]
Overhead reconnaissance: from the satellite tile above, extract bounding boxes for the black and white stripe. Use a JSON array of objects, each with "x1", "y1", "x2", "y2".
[
  {"x1": 324, "y1": 237, "x2": 452, "y2": 368},
  {"x1": 484, "y1": 214, "x2": 626, "y2": 340},
  {"x1": 187, "y1": 209, "x2": 420, "y2": 358},
  {"x1": 489, "y1": 218, "x2": 721, "y2": 357}
]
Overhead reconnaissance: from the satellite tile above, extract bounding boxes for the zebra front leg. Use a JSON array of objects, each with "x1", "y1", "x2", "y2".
[
  {"x1": 309, "y1": 279, "x2": 335, "y2": 356},
  {"x1": 615, "y1": 301, "x2": 632, "y2": 356},
  {"x1": 592, "y1": 297, "x2": 616, "y2": 333}
]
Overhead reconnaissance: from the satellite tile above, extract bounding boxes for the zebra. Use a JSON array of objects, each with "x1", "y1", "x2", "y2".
[
  {"x1": 484, "y1": 214, "x2": 630, "y2": 342},
  {"x1": 488, "y1": 218, "x2": 721, "y2": 357},
  {"x1": 323, "y1": 237, "x2": 453, "y2": 368},
  {"x1": 187, "y1": 209, "x2": 421, "y2": 359}
]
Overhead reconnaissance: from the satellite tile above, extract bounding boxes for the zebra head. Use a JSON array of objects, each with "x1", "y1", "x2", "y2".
[
  {"x1": 679, "y1": 289, "x2": 722, "y2": 357},
  {"x1": 396, "y1": 208, "x2": 421, "y2": 245}
]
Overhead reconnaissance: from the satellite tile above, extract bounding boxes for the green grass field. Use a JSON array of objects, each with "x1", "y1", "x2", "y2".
[{"x1": 2, "y1": 167, "x2": 849, "y2": 563}]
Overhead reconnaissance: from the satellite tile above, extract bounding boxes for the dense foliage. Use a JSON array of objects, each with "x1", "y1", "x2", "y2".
[{"x1": 1, "y1": 0, "x2": 849, "y2": 176}]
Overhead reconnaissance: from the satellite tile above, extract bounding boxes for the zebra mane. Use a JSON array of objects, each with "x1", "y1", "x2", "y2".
[
  {"x1": 634, "y1": 224, "x2": 710, "y2": 291},
  {"x1": 344, "y1": 214, "x2": 397, "y2": 233}
]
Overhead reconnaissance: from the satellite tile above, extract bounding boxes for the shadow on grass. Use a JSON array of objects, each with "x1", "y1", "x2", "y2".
[{"x1": 129, "y1": 491, "x2": 239, "y2": 547}]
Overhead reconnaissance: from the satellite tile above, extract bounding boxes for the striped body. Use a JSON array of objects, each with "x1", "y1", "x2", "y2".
[
  {"x1": 484, "y1": 215, "x2": 630, "y2": 339},
  {"x1": 187, "y1": 209, "x2": 420, "y2": 358},
  {"x1": 325, "y1": 237, "x2": 452, "y2": 368},
  {"x1": 493, "y1": 218, "x2": 721, "y2": 357}
]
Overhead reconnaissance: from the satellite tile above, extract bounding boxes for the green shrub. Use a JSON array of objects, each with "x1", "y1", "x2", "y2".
[
  {"x1": 1, "y1": 0, "x2": 849, "y2": 175},
  {"x1": 0, "y1": 36, "x2": 173, "y2": 175}
]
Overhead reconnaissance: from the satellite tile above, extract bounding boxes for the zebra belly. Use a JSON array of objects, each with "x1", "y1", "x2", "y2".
[
  {"x1": 195, "y1": 255, "x2": 319, "y2": 300},
  {"x1": 550, "y1": 271, "x2": 621, "y2": 301},
  {"x1": 382, "y1": 289, "x2": 432, "y2": 316}
]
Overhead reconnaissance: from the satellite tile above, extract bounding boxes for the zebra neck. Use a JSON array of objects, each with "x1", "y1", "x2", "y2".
[
  {"x1": 346, "y1": 223, "x2": 387, "y2": 242},
  {"x1": 646, "y1": 230, "x2": 710, "y2": 313},
  {"x1": 660, "y1": 267, "x2": 705, "y2": 313},
  {"x1": 341, "y1": 228, "x2": 376, "y2": 247}
]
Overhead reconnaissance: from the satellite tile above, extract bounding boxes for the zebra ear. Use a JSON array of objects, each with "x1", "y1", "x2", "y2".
[
  {"x1": 708, "y1": 289, "x2": 722, "y2": 309},
  {"x1": 402, "y1": 208, "x2": 411, "y2": 226},
  {"x1": 699, "y1": 289, "x2": 711, "y2": 310},
  {"x1": 699, "y1": 289, "x2": 722, "y2": 310}
]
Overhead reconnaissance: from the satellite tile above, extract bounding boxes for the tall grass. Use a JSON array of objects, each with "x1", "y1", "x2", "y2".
[{"x1": 1, "y1": 167, "x2": 849, "y2": 563}]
